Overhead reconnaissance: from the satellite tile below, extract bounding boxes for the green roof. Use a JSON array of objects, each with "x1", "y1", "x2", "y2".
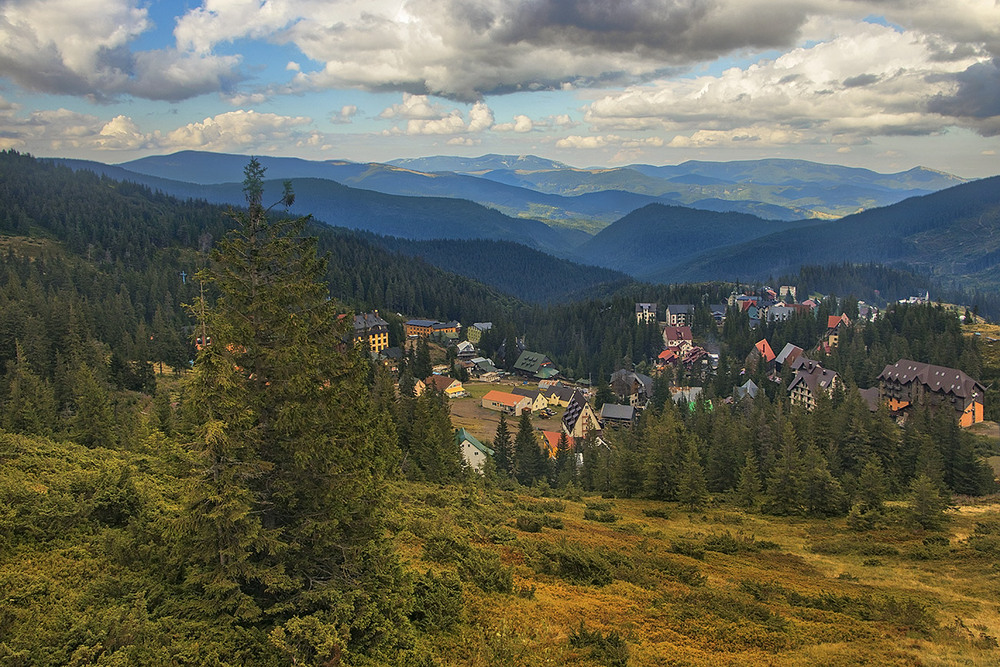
[{"x1": 456, "y1": 428, "x2": 494, "y2": 456}]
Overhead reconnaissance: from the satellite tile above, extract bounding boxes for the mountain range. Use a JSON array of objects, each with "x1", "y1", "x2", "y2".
[{"x1": 47, "y1": 150, "x2": 1000, "y2": 293}]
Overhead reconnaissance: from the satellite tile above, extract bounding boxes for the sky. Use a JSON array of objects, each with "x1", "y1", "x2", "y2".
[{"x1": 1, "y1": 0, "x2": 998, "y2": 178}]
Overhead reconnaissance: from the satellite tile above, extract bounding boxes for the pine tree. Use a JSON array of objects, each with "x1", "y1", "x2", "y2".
[
  {"x1": 554, "y1": 430, "x2": 576, "y2": 487},
  {"x1": 676, "y1": 437, "x2": 707, "y2": 510},
  {"x1": 908, "y1": 473, "x2": 950, "y2": 529},
  {"x1": 492, "y1": 412, "x2": 513, "y2": 477},
  {"x1": 735, "y1": 450, "x2": 762, "y2": 510},
  {"x1": 514, "y1": 409, "x2": 541, "y2": 485},
  {"x1": 182, "y1": 159, "x2": 410, "y2": 657}
]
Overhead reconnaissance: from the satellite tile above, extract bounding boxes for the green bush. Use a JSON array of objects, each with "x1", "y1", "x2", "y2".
[
  {"x1": 670, "y1": 539, "x2": 706, "y2": 560},
  {"x1": 457, "y1": 547, "x2": 513, "y2": 594},
  {"x1": 641, "y1": 507, "x2": 671, "y2": 519},
  {"x1": 515, "y1": 516, "x2": 543, "y2": 533},
  {"x1": 586, "y1": 500, "x2": 615, "y2": 511},
  {"x1": 569, "y1": 621, "x2": 629, "y2": 667},
  {"x1": 410, "y1": 570, "x2": 464, "y2": 632},
  {"x1": 584, "y1": 509, "x2": 618, "y2": 523},
  {"x1": 530, "y1": 540, "x2": 614, "y2": 586},
  {"x1": 541, "y1": 515, "x2": 564, "y2": 529},
  {"x1": 423, "y1": 533, "x2": 470, "y2": 564}
]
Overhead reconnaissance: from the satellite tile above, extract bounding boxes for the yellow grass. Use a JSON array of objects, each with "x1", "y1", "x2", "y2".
[{"x1": 395, "y1": 482, "x2": 1000, "y2": 666}]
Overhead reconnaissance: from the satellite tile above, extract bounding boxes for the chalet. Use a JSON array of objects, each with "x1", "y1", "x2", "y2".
[
  {"x1": 681, "y1": 346, "x2": 709, "y2": 368},
  {"x1": 746, "y1": 339, "x2": 776, "y2": 373},
  {"x1": 610, "y1": 369, "x2": 654, "y2": 407},
  {"x1": 469, "y1": 357, "x2": 501, "y2": 380},
  {"x1": 779, "y1": 285, "x2": 797, "y2": 301},
  {"x1": 424, "y1": 375, "x2": 467, "y2": 399},
  {"x1": 412, "y1": 378, "x2": 427, "y2": 397},
  {"x1": 788, "y1": 359, "x2": 839, "y2": 411},
  {"x1": 541, "y1": 430, "x2": 579, "y2": 459},
  {"x1": 636, "y1": 302, "x2": 657, "y2": 324},
  {"x1": 563, "y1": 390, "x2": 601, "y2": 438},
  {"x1": 656, "y1": 349, "x2": 677, "y2": 366},
  {"x1": 774, "y1": 343, "x2": 804, "y2": 371},
  {"x1": 877, "y1": 359, "x2": 985, "y2": 427},
  {"x1": 456, "y1": 340, "x2": 477, "y2": 359},
  {"x1": 456, "y1": 428, "x2": 494, "y2": 473},
  {"x1": 666, "y1": 304, "x2": 694, "y2": 327},
  {"x1": 467, "y1": 322, "x2": 492, "y2": 343},
  {"x1": 600, "y1": 403, "x2": 636, "y2": 429},
  {"x1": 767, "y1": 304, "x2": 797, "y2": 323},
  {"x1": 733, "y1": 378, "x2": 759, "y2": 401},
  {"x1": 404, "y1": 319, "x2": 438, "y2": 337},
  {"x1": 709, "y1": 304, "x2": 728, "y2": 325},
  {"x1": 482, "y1": 390, "x2": 532, "y2": 416},
  {"x1": 823, "y1": 314, "x2": 850, "y2": 351},
  {"x1": 352, "y1": 311, "x2": 390, "y2": 354},
  {"x1": 663, "y1": 326, "x2": 693, "y2": 351},
  {"x1": 671, "y1": 386, "x2": 703, "y2": 410},
  {"x1": 538, "y1": 378, "x2": 562, "y2": 391},
  {"x1": 511, "y1": 387, "x2": 549, "y2": 413},
  {"x1": 544, "y1": 383, "x2": 577, "y2": 407},
  {"x1": 514, "y1": 350, "x2": 559, "y2": 380}
]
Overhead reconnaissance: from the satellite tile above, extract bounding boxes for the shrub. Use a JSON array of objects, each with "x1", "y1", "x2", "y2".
[
  {"x1": 410, "y1": 570, "x2": 464, "y2": 632},
  {"x1": 584, "y1": 509, "x2": 618, "y2": 523},
  {"x1": 531, "y1": 540, "x2": 614, "y2": 586},
  {"x1": 541, "y1": 515, "x2": 564, "y2": 529},
  {"x1": 569, "y1": 622, "x2": 629, "y2": 667},
  {"x1": 515, "y1": 516, "x2": 542, "y2": 533},
  {"x1": 641, "y1": 507, "x2": 671, "y2": 519},
  {"x1": 457, "y1": 547, "x2": 513, "y2": 594},
  {"x1": 423, "y1": 533, "x2": 470, "y2": 564},
  {"x1": 586, "y1": 500, "x2": 615, "y2": 511},
  {"x1": 670, "y1": 539, "x2": 706, "y2": 560}
]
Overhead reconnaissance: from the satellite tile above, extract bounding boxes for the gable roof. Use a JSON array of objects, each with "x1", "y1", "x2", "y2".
[
  {"x1": 734, "y1": 378, "x2": 759, "y2": 400},
  {"x1": 663, "y1": 326, "x2": 693, "y2": 342},
  {"x1": 511, "y1": 387, "x2": 541, "y2": 400},
  {"x1": 546, "y1": 384, "x2": 577, "y2": 402},
  {"x1": 827, "y1": 314, "x2": 850, "y2": 330},
  {"x1": 562, "y1": 390, "x2": 590, "y2": 430},
  {"x1": 406, "y1": 319, "x2": 438, "y2": 328},
  {"x1": 482, "y1": 390, "x2": 529, "y2": 408},
  {"x1": 754, "y1": 339, "x2": 776, "y2": 363},
  {"x1": 600, "y1": 403, "x2": 636, "y2": 421},
  {"x1": 540, "y1": 430, "x2": 577, "y2": 458},
  {"x1": 514, "y1": 350, "x2": 550, "y2": 374},
  {"x1": 788, "y1": 363, "x2": 839, "y2": 394},
  {"x1": 658, "y1": 349, "x2": 677, "y2": 361},
  {"x1": 635, "y1": 302, "x2": 656, "y2": 313},
  {"x1": 353, "y1": 312, "x2": 389, "y2": 331},
  {"x1": 667, "y1": 304, "x2": 694, "y2": 314},
  {"x1": 775, "y1": 342, "x2": 804, "y2": 366},
  {"x1": 425, "y1": 375, "x2": 460, "y2": 392},
  {"x1": 456, "y1": 428, "x2": 494, "y2": 456},
  {"x1": 877, "y1": 359, "x2": 985, "y2": 400}
]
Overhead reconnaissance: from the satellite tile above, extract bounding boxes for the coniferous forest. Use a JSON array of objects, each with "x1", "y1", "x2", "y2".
[{"x1": 2, "y1": 150, "x2": 1000, "y2": 665}]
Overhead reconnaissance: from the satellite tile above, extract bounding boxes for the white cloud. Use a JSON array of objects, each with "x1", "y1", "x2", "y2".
[
  {"x1": 582, "y1": 22, "x2": 986, "y2": 146},
  {"x1": 494, "y1": 114, "x2": 534, "y2": 132},
  {"x1": 381, "y1": 95, "x2": 494, "y2": 135},
  {"x1": 164, "y1": 110, "x2": 313, "y2": 151},
  {"x1": 332, "y1": 105, "x2": 358, "y2": 124},
  {"x1": 446, "y1": 137, "x2": 481, "y2": 146},
  {"x1": 556, "y1": 134, "x2": 664, "y2": 149}
]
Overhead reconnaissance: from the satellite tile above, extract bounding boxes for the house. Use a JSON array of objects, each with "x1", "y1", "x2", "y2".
[
  {"x1": 541, "y1": 431, "x2": 579, "y2": 459},
  {"x1": 538, "y1": 378, "x2": 562, "y2": 391},
  {"x1": 352, "y1": 311, "x2": 390, "y2": 354},
  {"x1": 467, "y1": 322, "x2": 492, "y2": 343},
  {"x1": 563, "y1": 390, "x2": 601, "y2": 438},
  {"x1": 656, "y1": 349, "x2": 677, "y2": 366},
  {"x1": 511, "y1": 387, "x2": 549, "y2": 413},
  {"x1": 779, "y1": 285, "x2": 797, "y2": 301},
  {"x1": 513, "y1": 350, "x2": 559, "y2": 380},
  {"x1": 456, "y1": 428, "x2": 494, "y2": 473},
  {"x1": 709, "y1": 304, "x2": 728, "y2": 325},
  {"x1": 733, "y1": 378, "x2": 759, "y2": 401},
  {"x1": 469, "y1": 357, "x2": 501, "y2": 381},
  {"x1": 404, "y1": 319, "x2": 438, "y2": 337},
  {"x1": 600, "y1": 403, "x2": 636, "y2": 429},
  {"x1": 823, "y1": 314, "x2": 851, "y2": 351},
  {"x1": 411, "y1": 378, "x2": 427, "y2": 397},
  {"x1": 788, "y1": 359, "x2": 840, "y2": 411},
  {"x1": 877, "y1": 359, "x2": 985, "y2": 427},
  {"x1": 767, "y1": 304, "x2": 797, "y2": 323},
  {"x1": 378, "y1": 346, "x2": 404, "y2": 371},
  {"x1": 424, "y1": 375, "x2": 467, "y2": 399},
  {"x1": 681, "y1": 346, "x2": 709, "y2": 368},
  {"x1": 610, "y1": 369, "x2": 653, "y2": 407},
  {"x1": 482, "y1": 390, "x2": 532, "y2": 416},
  {"x1": 666, "y1": 304, "x2": 694, "y2": 327},
  {"x1": 671, "y1": 386, "x2": 703, "y2": 410},
  {"x1": 544, "y1": 383, "x2": 577, "y2": 408},
  {"x1": 746, "y1": 339, "x2": 776, "y2": 373},
  {"x1": 456, "y1": 340, "x2": 477, "y2": 359},
  {"x1": 636, "y1": 302, "x2": 657, "y2": 324},
  {"x1": 663, "y1": 326, "x2": 693, "y2": 351},
  {"x1": 774, "y1": 343, "x2": 804, "y2": 371}
]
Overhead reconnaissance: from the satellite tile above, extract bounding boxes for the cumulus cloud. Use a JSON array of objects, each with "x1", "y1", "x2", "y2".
[
  {"x1": 332, "y1": 105, "x2": 358, "y2": 124},
  {"x1": 582, "y1": 21, "x2": 989, "y2": 146},
  {"x1": 556, "y1": 134, "x2": 664, "y2": 149},
  {"x1": 0, "y1": 0, "x2": 244, "y2": 101},
  {"x1": 381, "y1": 95, "x2": 495, "y2": 135},
  {"x1": 494, "y1": 114, "x2": 534, "y2": 132},
  {"x1": 0, "y1": 106, "x2": 325, "y2": 155}
]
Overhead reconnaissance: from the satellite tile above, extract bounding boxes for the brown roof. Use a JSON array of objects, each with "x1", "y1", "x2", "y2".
[
  {"x1": 788, "y1": 362, "x2": 839, "y2": 394},
  {"x1": 877, "y1": 359, "x2": 985, "y2": 400},
  {"x1": 663, "y1": 326, "x2": 693, "y2": 342},
  {"x1": 425, "y1": 375, "x2": 459, "y2": 392}
]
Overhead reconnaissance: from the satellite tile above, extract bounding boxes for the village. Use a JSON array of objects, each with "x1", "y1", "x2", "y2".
[{"x1": 349, "y1": 287, "x2": 988, "y2": 474}]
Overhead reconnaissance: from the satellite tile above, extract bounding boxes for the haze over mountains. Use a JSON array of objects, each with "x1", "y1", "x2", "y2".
[{"x1": 48, "y1": 150, "x2": 999, "y2": 292}]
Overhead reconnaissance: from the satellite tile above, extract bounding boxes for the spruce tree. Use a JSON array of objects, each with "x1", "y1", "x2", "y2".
[
  {"x1": 183, "y1": 159, "x2": 410, "y2": 658},
  {"x1": 514, "y1": 409, "x2": 541, "y2": 485},
  {"x1": 735, "y1": 450, "x2": 762, "y2": 510},
  {"x1": 492, "y1": 412, "x2": 513, "y2": 477},
  {"x1": 676, "y1": 437, "x2": 707, "y2": 509}
]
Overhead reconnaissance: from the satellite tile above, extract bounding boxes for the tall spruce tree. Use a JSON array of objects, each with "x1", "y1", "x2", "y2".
[
  {"x1": 492, "y1": 412, "x2": 513, "y2": 477},
  {"x1": 182, "y1": 159, "x2": 410, "y2": 660}
]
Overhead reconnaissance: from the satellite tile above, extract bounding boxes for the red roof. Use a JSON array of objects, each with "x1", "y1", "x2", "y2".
[
  {"x1": 827, "y1": 314, "x2": 850, "y2": 330},
  {"x1": 541, "y1": 431, "x2": 577, "y2": 458},
  {"x1": 755, "y1": 339, "x2": 776, "y2": 362},
  {"x1": 658, "y1": 349, "x2": 677, "y2": 360},
  {"x1": 663, "y1": 326, "x2": 693, "y2": 342}
]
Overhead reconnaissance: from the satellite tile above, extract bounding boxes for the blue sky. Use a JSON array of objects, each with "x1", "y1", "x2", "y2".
[{"x1": 1, "y1": 0, "x2": 998, "y2": 177}]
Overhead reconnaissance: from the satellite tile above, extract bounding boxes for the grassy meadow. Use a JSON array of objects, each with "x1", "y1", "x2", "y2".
[{"x1": 393, "y1": 481, "x2": 1000, "y2": 666}]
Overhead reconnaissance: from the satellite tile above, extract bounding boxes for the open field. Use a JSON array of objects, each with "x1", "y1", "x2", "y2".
[
  {"x1": 449, "y1": 380, "x2": 575, "y2": 443},
  {"x1": 395, "y1": 482, "x2": 1000, "y2": 666}
]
